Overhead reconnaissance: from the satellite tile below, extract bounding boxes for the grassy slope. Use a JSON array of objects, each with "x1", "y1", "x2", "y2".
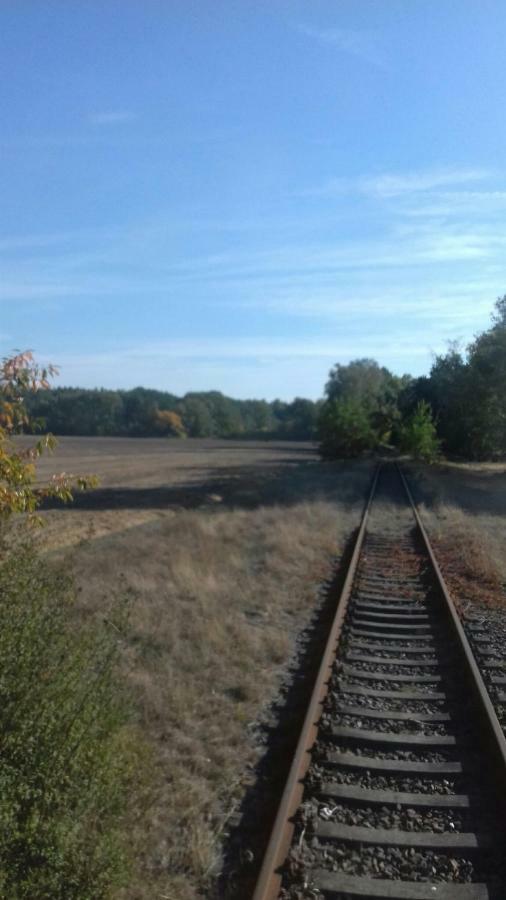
[{"x1": 35, "y1": 439, "x2": 373, "y2": 899}]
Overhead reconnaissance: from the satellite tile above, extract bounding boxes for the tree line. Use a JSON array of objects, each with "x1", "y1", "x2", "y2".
[
  {"x1": 26, "y1": 387, "x2": 321, "y2": 440},
  {"x1": 24, "y1": 295, "x2": 506, "y2": 459},
  {"x1": 319, "y1": 296, "x2": 506, "y2": 461}
]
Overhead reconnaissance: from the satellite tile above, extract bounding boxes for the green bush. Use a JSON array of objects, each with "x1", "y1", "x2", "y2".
[
  {"x1": 318, "y1": 398, "x2": 378, "y2": 458},
  {"x1": 400, "y1": 400, "x2": 440, "y2": 463},
  {"x1": 0, "y1": 543, "x2": 135, "y2": 899}
]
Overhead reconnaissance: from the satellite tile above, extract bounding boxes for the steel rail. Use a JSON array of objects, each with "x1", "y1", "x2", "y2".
[
  {"x1": 397, "y1": 463, "x2": 506, "y2": 797},
  {"x1": 252, "y1": 463, "x2": 381, "y2": 900},
  {"x1": 252, "y1": 461, "x2": 506, "y2": 900}
]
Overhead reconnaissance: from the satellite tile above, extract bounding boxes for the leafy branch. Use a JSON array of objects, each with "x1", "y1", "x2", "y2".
[{"x1": 0, "y1": 351, "x2": 98, "y2": 523}]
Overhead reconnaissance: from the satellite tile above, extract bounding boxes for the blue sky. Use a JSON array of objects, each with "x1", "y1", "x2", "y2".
[{"x1": 2, "y1": 0, "x2": 506, "y2": 400}]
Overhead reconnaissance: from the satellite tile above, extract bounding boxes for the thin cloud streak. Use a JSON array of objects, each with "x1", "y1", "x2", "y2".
[
  {"x1": 298, "y1": 25, "x2": 388, "y2": 70},
  {"x1": 43, "y1": 334, "x2": 434, "y2": 369},
  {"x1": 2, "y1": 220, "x2": 506, "y2": 306},
  {"x1": 307, "y1": 167, "x2": 493, "y2": 199},
  {"x1": 362, "y1": 168, "x2": 492, "y2": 198},
  {"x1": 403, "y1": 190, "x2": 506, "y2": 218},
  {"x1": 28, "y1": 331, "x2": 452, "y2": 400},
  {"x1": 246, "y1": 283, "x2": 499, "y2": 325},
  {"x1": 88, "y1": 110, "x2": 136, "y2": 126}
]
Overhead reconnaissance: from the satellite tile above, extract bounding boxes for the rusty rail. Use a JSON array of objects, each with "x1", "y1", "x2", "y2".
[
  {"x1": 252, "y1": 464, "x2": 380, "y2": 900},
  {"x1": 252, "y1": 461, "x2": 506, "y2": 900},
  {"x1": 397, "y1": 463, "x2": 506, "y2": 798}
]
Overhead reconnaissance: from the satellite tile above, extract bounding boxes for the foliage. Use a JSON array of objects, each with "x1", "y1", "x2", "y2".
[
  {"x1": 273, "y1": 397, "x2": 321, "y2": 439},
  {"x1": 0, "y1": 352, "x2": 97, "y2": 523},
  {"x1": 0, "y1": 546, "x2": 135, "y2": 899},
  {"x1": 0, "y1": 351, "x2": 138, "y2": 897},
  {"x1": 179, "y1": 395, "x2": 215, "y2": 437},
  {"x1": 405, "y1": 297, "x2": 506, "y2": 460},
  {"x1": 326, "y1": 358, "x2": 391, "y2": 406},
  {"x1": 152, "y1": 408, "x2": 186, "y2": 437},
  {"x1": 321, "y1": 297, "x2": 506, "y2": 462},
  {"x1": 319, "y1": 397, "x2": 378, "y2": 458},
  {"x1": 400, "y1": 400, "x2": 440, "y2": 462},
  {"x1": 319, "y1": 359, "x2": 410, "y2": 458},
  {"x1": 26, "y1": 387, "x2": 320, "y2": 440}
]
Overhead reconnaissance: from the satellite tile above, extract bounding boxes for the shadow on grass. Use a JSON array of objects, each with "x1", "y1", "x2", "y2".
[
  {"x1": 406, "y1": 462, "x2": 506, "y2": 519},
  {"x1": 215, "y1": 527, "x2": 359, "y2": 900},
  {"x1": 42, "y1": 458, "x2": 367, "y2": 513}
]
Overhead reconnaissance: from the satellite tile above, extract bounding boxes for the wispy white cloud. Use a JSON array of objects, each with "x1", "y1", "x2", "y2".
[
  {"x1": 31, "y1": 327, "x2": 454, "y2": 399},
  {"x1": 307, "y1": 167, "x2": 493, "y2": 200},
  {"x1": 88, "y1": 110, "x2": 136, "y2": 126},
  {"x1": 242, "y1": 278, "x2": 501, "y2": 329},
  {"x1": 3, "y1": 218, "x2": 506, "y2": 306},
  {"x1": 361, "y1": 168, "x2": 492, "y2": 198},
  {"x1": 0, "y1": 226, "x2": 125, "y2": 253},
  {"x1": 299, "y1": 25, "x2": 387, "y2": 69},
  {"x1": 403, "y1": 190, "x2": 506, "y2": 218},
  {"x1": 43, "y1": 333, "x2": 434, "y2": 378},
  {"x1": 2, "y1": 194, "x2": 504, "y2": 398}
]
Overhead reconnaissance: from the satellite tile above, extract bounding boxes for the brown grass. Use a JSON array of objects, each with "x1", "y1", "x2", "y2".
[
  {"x1": 34, "y1": 438, "x2": 373, "y2": 899},
  {"x1": 405, "y1": 462, "x2": 506, "y2": 611}
]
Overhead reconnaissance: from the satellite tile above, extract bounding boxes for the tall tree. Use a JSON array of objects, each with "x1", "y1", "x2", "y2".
[
  {"x1": 319, "y1": 359, "x2": 409, "y2": 457},
  {"x1": 465, "y1": 296, "x2": 506, "y2": 457}
]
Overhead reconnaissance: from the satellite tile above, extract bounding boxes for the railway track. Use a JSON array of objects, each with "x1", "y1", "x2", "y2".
[{"x1": 252, "y1": 463, "x2": 506, "y2": 900}]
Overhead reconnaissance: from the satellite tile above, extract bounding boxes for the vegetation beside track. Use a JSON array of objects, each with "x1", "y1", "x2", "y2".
[
  {"x1": 406, "y1": 461, "x2": 506, "y2": 610},
  {"x1": 319, "y1": 295, "x2": 506, "y2": 462},
  {"x1": 0, "y1": 544, "x2": 138, "y2": 899},
  {"x1": 0, "y1": 352, "x2": 140, "y2": 898}
]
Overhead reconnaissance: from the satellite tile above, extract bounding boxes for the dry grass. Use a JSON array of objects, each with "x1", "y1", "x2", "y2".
[
  {"x1": 34, "y1": 438, "x2": 373, "y2": 899},
  {"x1": 405, "y1": 461, "x2": 506, "y2": 610}
]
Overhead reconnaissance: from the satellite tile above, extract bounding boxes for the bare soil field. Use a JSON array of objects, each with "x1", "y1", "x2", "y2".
[{"x1": 32, "y1": 437, "x2": 374, "y2": 899}]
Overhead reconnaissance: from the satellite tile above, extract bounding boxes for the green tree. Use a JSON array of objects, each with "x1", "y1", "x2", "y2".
[
  {"x1": 465, "y1": 296, "x2": 506, "y2": 458},
  {"x1": 419, "y1": 345, "x2": 470, "y2": 456},
  {"x1": 280, "y1": 398, "x2": 320, "y2": 439},
  {"x1": 319, "y1": 359, "x2": 409, "y2": 458},
  {"x1": 241, "y1": 399, "x2": 275, "y2": 433},
  {"x1": 319, "y1": 397, "x2": 377, "y2": 458},
  {"x1": 207, "y1": 392, "x2": 244, "y2": 435},
  {"x1": 400, "y1": 400, "x2": 440, "y2": 462},
  {"x1": 180, "y1": 395, "x2": 215, "y2": 437},
  {"x1": 325, "y1": 358, "x2": 392, "y2": 408},
  {"x1": 415, "y1": 297, "x2": 506, "y2": 460}
]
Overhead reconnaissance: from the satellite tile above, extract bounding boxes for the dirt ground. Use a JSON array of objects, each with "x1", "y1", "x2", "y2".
[
  {"x1": 30, "y1": 437, "x2": 374, "y2": 899},
  {"x1": 32, "y1": 437, "x2": 322, "y2": 549},
  {"x1": 34, "y1": 436, "x2": 318, "y2": 489}
]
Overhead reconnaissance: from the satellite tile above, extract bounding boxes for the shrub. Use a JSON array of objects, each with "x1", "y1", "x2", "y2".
[
  {"x1": 0, "y1": 351, "x2": 137, "y2": 897},
  {"x1": 318, "y1": 398, "x2": 378, "y2": 458},
  {"x1": 400, "y1": 400, "x2": 440, "y2": 463},
  {"x1": 0, "y1": 543, "x2": 135, "y2": 899}
]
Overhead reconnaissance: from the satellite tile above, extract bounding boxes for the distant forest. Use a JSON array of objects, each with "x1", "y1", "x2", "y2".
[
  {"x1": 26, "y1": 296, "x2": 506, "y2": 460},
  {"x1": 26, "y1": 388, "x2": 321, "y2": 440}
]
